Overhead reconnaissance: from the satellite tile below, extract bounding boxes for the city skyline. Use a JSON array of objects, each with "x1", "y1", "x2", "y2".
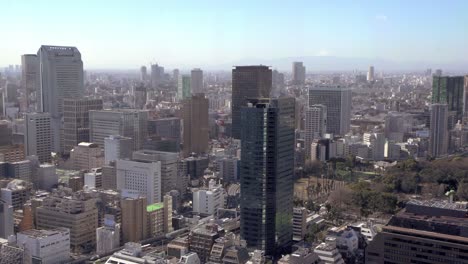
[{"x1": 2, "y1": 1, "x2": 468, "y2": 70}]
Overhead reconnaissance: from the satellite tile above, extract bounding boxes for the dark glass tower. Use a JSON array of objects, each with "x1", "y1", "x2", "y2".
[
  {"x1": 240, "y1": 97, "x2": 295, "y2": 256},
  {"x1": 432, "y1": 76, "x2": 464, "y2": 123},
  {"x1": 231, "y1": 66, "x2": 272, "y2": 139}
]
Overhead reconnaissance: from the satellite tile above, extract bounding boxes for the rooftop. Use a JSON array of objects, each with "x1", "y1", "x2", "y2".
[
  {"x1": 19, "y1": 228, "x2": 69, "y2": 238},
  {"x1": 147, "y1": 203, "x2": 164, "y2": 212}
]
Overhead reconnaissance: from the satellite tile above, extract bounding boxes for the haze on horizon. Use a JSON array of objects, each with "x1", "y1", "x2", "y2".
[{"x1": 1, "y1": 0, "x2": 468, "y2": 71}]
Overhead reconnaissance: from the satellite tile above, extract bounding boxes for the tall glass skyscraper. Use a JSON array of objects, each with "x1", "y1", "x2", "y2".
[
  {"x1": 432, "y1": 76, "x2": 464, "y2": 123},
  {"x1": 240, "y1": 97, "x2": 295, "y2": 256}
]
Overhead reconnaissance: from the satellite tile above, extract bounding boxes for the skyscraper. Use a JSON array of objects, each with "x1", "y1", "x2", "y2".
[
  {"x1": 62, "y1": 98, "x2": 103, "y2": 154},
  {"x1": 0, "y1": 198, "x2": 13, "y2": 239},
  {"x1": 140, "y1": 66, "x2": 147, "y2": 81},
  {"x1": 151, "y1": 64, "x2": 164, "y2": 89},
  {"x1": 178, "y1": 75, "x2": 191, "y2": 100},
  {"x1": 25, "y1": 112, "x2": 51, "y2": 163},
  {"x1": 231, "y1": 66, "x2": 272, "y2": 139},
  {"x1": 432, "y1": 76, "x2": 464, "y2": 123},
  {"x1": 104, "y1": 135, "x2": 133, "y2": 164},
  {"x1": 429, "y1": 104, "x2": 449, "y2": 157},
  {"x1": 21, "y1": 54, "x2": 39, "y2": 110},
  {"x1": 464, "y1": 75, "x2": 468, "y2": 124},
  {"x1": 182, "y1": 94, "x2": 209, "y2": 157},
  {"x1": 309, "y1": 85, "x2": 352, "y2": 136},
  {"x1": 89, "y1": 109, "x2": 148, "y2": 150},
  {"x1": 367, "y1": 65, "x2": 375, "y2": 82},
  {"x1": 37, "y1": 45, "x2": 84, "y2": 153},
  {"x1": 305, "y1": 105, "x2": 327, "y2": 160},
  {"x1": 292, "y1": 62, "x2": 306, "y2": 85},
  {"x1": 190, "y1": 68, "x2": 204, "y2": 94},
  {"x1": 240, "y1": 97, "x2": 295, "y2": 256},
  {"x1": 133, "y1": 83, "x2": 147, "y2": 109}
]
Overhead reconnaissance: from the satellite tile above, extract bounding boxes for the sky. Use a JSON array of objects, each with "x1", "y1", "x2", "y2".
[{"x1": 1, "y1": 0, "x2": 468, "y2": 70}]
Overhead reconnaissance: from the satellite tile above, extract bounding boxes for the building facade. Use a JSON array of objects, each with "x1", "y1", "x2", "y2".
[
  {"x1": 182, "y1": 94, "x2": 209, "y2": 157},
  {"x1": 25, "y1": 112, "x2": 51, "y2": 163}
]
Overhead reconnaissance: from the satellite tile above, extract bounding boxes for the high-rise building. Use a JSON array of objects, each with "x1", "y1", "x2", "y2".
[
  {"x1": 182, "y1": 94, "x2": 209, "y2": 157},
  {"x1": 309, "y1": 85, "x2": 352, "y2": 136},
  {"x1": 89, "y1": 109, "x2": 148, "y2": 150},
  {"x1": 140, "y1": 66, "x2": 147, "y2": 81},
  {"x1": 292, "y1": 62, "x2": 306, "y2": 85},
  {"x1": 272, "y1": 69, "x2": 285, "y2": 97},
  {"x1": 104, "y1": 135, "x2": 133, "y2": 164},
  {"x1": 132, "y1": 150, "x2": 178, "y2": 196},
  {"x1": 173, "y1": 69, "x2": 180, "y2": 83},
  {"x1": 150, "y1": 64, "x2": 164, "y2": 89},
  {"x1": 62, "y1": 98, "x2": 103, "y2": 154},
  {"x1": 432, "y1": 76, "x2": 464, "y2": 123},
  {"x1": 36, "y1": 188, "x2": 98, "y2": 252},
  {"x1": 178, "y1": 75, "x2": 191, "y2": 100},
  {"x1": 121, "y1": 196, "x2": 148, "y2": 243},
  {"x1": 16, "y1": 228, "x2": 70, "y2": 264},
  {"x1": 133, "y1": 84, "x2": 147, "y2": 109},
  {"x1": 464, "y1": 75, "x2": 468, "y2": 123},
  {"x1": 0, "y1": 198, "x2": 14, "y2": 239},
  {"x1": 21, "y1": 54, "x2": 39, "y2": 110},
  {"x1": 192, "y1": 179, "x2": 225, "y2": 216},
  {"x1": 429, "y1": 104, "x2": 449, "y2": 157},
  {"x1": 148, "y1": 117, "x2": 181, "y2": 147},
  {"x1": 190, "y1": 68, "x2": 203, "y2": 94},
  {"x1": 70, "y1": 142, "x2": 104, "y2": 171},
  {"x1": 116, "y1": 159, "x2": 162, "y2": 204},
  {"x1": 240, "y1": 97, "x2": 295, "y2": 255},
  {"x1": 231, "y1": 66, "x2": 272, "y2": 139},
  {"x1": 37, "y1": 45, "x2": 84, "y2": 153},
  {"x1": 363, "y1": 132, "x2": 385, "y2": 160},
  {"x1": 25, "y1": 112, "x2": 51, "y2": 163},
  {"x1": 305, "y1": 105, "x2": 327, "y2": 160},
  {"x1": 367, "y1": 65, "x2": 375, "y2": 82}
]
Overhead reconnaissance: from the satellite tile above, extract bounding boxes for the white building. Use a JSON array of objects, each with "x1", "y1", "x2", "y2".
[
  {"x1": 309, "y1": 85, "x2": 352, "y2": 136},
  {"x1": 116, "y1": 159, "x2": 161, "y2": 204},
  {"x1": 70, "y1": 142, "x2": 104, "y2": 171},
  {"x1": 16, "y1": 228, "x2": 70, "y2": 264},
  {"x1": 96, "y1": 215, "x2": 120, "y2": 255},
  {"x1": 104, "y1": 135, "x2": 133, "y2": 164},
  {"x1": 367, "y1": 65, "x2": 375, "y2": 82},
  {"x1": 38, "y1": 45, "x2": 83, "y2": 153},
  {"x1": 363, "y1": 132, "x2": 385, "y2": 160},
  {"x1": 132, "y1": 150, "x2": 179, "y2": 196},
  {"x1": 25, "y1": 112, "x2": 51, "y2": 163},
  {"x1": 314, "y1": 237, "x2": 345, "y2": 264},
  {"x1": 192, "y1": 180, "x2": 225, "y2": 215},
  {"x1": 305, "y1": 105, "x2": 327, "y2": 160},
  {"x1": 179, "y1": 252, "x2": 201, "y2": 264},
  {"x1": 292, "y1": 207, "x2": 308, "y2": 241},
  {"x1": 190, "y1": 68, "x2": 204, "y2": 94},
  {"x1": 0, "y1": 198, "x2": 13, "y2": 239}
]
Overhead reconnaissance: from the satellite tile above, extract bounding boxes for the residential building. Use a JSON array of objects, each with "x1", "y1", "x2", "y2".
[{"x1": 292, "y1": 207, "x2": 308, "y2": 242}]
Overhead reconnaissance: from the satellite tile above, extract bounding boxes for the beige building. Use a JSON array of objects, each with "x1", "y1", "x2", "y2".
[
  {"x1": 35, "y1": 188, "x2": 98, "y2": 253},
  {"x1": 121, "y1": 196, "x2": 147, "y2": 243},
  {"x1": 182, "y1": 93, "x2": 209, "y2": 157},
  {"x1": 70, "y1": 142, "x2": 104, "y2": 171}
]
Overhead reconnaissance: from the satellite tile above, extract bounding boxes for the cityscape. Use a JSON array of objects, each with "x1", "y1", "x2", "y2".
[{"x1": 1, "y1": 1, "x2": 468, "y2": 264}]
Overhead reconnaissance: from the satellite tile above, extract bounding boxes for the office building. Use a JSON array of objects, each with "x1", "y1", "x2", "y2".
[
  {"x1": 173, "y1": 69, "x2": 179, "y2": 83},
  {"x1": 150, "y1": 64, "x2": 164, "y2": 89},
  {"x1": 116, "y1": 159, "x2": 161, "y2": 204},
  {"x1": 178, "y1": 75, "x2": 191, "y2": 100},
  {"x1": 305, "y1": 105, "x2": 327, "y2": 160},
  {"x1": 104, "y1": 135, "x2": 133, "y2": 164},
  {"x1": 367, "y1": 65, "x2": 375, "y2": 82},
  {"x1": 90, "y1": 109, "x2": 148, "y2": 150},
  {"x1": 25, "y1": 112, "x2": 51, "y2": 163},
  {"x1": 292, "y1": 62, "x2": 306, "y2": 85},
  {"x1": 37, "y1": 45, "x2": 84, "y2": 152},
  {"x1": 191, "y1": 68, "x2": 204, "y2": 94},
  {"x1": 62, "y1": 98, "x2": 103, "y2": 154},
  {"x1": 0, "y1": 198, "x2": 14, "y2": 239},
  {"x1": 121, "y1": 196, "x2": 148, "y2": 243},
  {"x1": 1, "y1": 179, "x2": 31, "y2": 210},
  {"x1": 140, "y1": 66, "x2": 147, "y2": 81},
  {"x1": 132, "y1": 150, "x2": 178, "y2": 196},
  {"x1": 148, "y1": 117, "x2": 181, "y2": 145},
  {"x1": 36, "y1": 164, "x2": 57, "y2": 191},
  {"x1": 366, "y1": 200, "x2": 468, "y2": 264},
  {"x1": 70, "y1": 142, "x2": 104, "y2": 171},
  {"x1": 309, "y1": 85, "x2": 352, "y2": 136},
  {"x1": 182, "y1": 94, "x2": 209, "y2": 157},
  {"x1": 464, "y1": 75, "x2": 468, "y2": 123},
  {"x1": 16, "y1": 228, "x2": 70, "y2": 264},
  {"x1": 193, "y1": 179, "x2": 225, "y2": 216},
  {"x1": 21, "y1": 54, "x2": 39, "y2": 109},
  {"x1": 432, "y1": 76, "x2": 464, "y2": 122},
  {"x1": 84, "y1": 168, "x2": 103, "y2": 188},
  {"x1": 8, "y1": 160, "x2": 32, "y2": 182},
  {"x1": 429, "y1": 104, "x2": 449, "y2": 157},
  {"x1": 133, "y1": 83, "x2": 147, "y2": 109},
  {"x1": 102, "y1": 162, "x2": 117, "y2": 190},
  {"x1": 217, "y1": 156, "x2": 239, "y2": 183},
  {"x1": 36, "y1": 188, "x2": 98, "y2": 252},
  {"x1": 231, "y1": 65, "x2": 272, "y2": 139},
  {"x1": 363, "y1": 132, "x2": 385, "y2": 160},
  {"x1": 240, "y1": 97, "x2": 295, "y2": 255},
  {"x1": 188, "y1": 223, "x2": 224, "y2": 263}
]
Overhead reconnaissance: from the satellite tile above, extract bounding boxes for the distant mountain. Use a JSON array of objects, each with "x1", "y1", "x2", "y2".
[{"x1": 205, "y1": 56, "x2": 468, "y2": 73}]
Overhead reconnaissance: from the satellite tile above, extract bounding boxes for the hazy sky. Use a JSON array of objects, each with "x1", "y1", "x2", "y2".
[{"x1": 1, "y1": 0, "x2": 468, "y2": 69}]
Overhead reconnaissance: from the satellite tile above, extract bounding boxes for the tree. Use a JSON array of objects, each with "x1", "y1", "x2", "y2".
[{"x1": 304, "y1": 223, "x2": 320, "y2": 243}]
